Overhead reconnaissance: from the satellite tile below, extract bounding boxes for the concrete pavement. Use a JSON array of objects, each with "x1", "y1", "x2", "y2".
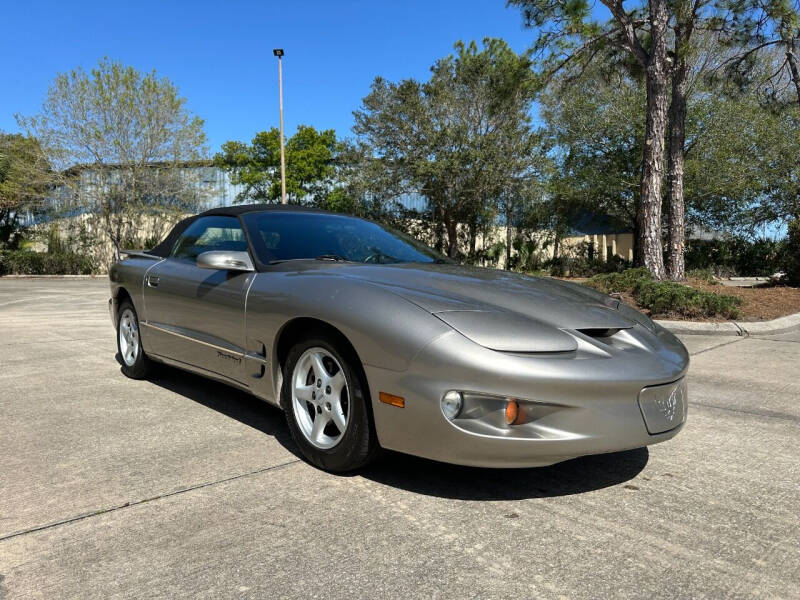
[{"x1": 1, "y1": 279, "x2": 798, "y2": 599}]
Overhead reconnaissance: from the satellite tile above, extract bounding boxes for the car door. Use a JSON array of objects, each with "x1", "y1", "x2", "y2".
[{"x1": 142, "y1": 215, "x2": 256, "y2": 384}]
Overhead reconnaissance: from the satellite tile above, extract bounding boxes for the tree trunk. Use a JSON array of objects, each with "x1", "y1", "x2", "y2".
[
  {"x1": 666, "y1": 16, "x2": 692, "y2": 282},
  {"x1": 785, "y1": 35, "x2": 800, "y2": 104},
  {"x1": 784, "y1": 35, "x2": 800, "y2": 286},
  {"x1": 636, "y1": 0, "x2": 669, "y2": 280},
  {"x1": 505, "y1": 196, "x2": 513, "y2": 270},
  {"x1": 552, "y1": 231, "x2": 560, "y2": 262},
  {"x1": 468, "y1": 217, "x2": 477, "y2": 261},
  {"x1": 433, "y1": 204, "x2": 445, "y2": 253},
  {"x1": 445, "y1": 215, "x2": 458, "y2": 258}
]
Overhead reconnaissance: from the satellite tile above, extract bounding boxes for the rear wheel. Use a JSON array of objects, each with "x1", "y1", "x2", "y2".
[
  {"x1": 117, "y1": 299, "x2": 152, "y2": 380},
  {"x1": 282, "y1": 334, "x2": 379, "y2": 472}
]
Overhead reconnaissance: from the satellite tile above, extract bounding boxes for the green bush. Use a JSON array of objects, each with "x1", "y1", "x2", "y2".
[
  {"x1": 0, "y1": 250, "x2": 95, "y2": 276},
  {"x1": 584, "y1": 267, "x2": 742, "y2": 319},
  {"x1": 634, "y1": 279, "x2": 742, "y2": 319},
  {"x1": 685, "y1": 237, "x2": 788, "y2": 277},
  {"x1": 547, "y1": 253, "x2": 632, "y2": 277},
  {"x1": 583, "y1": 267, "x2": 651, "y2": 294},
  {"x1": 686, "y1": 267, "x2": 718, "y2": 285}
]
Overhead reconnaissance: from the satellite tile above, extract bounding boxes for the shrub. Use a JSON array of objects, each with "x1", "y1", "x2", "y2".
[
  {"x1": 584, "y1": 267, "x2": 742, "y2": 319},
  {"x1": 686, "y1": 267, "x2": 718, "y2": 285},
  {"x1": 0, "y1": 250, "x2": 95, "y2": 276},
  {"x1": 634, "y1": 279, "x2": 742, "y2": 319},
  {"x1": 685, "y1": 237, "x2": 789, "y2": 277},
  {"x1": 547, "y1": 253, "x2": 632, "y2": 277},
  {"x1": 583, "y1": 267, "x2": 651, "y2": 294}
]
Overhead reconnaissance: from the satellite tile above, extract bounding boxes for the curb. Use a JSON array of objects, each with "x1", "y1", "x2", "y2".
[{"x1": 656, "y1": 312, "x2": 800, "y2": 336}]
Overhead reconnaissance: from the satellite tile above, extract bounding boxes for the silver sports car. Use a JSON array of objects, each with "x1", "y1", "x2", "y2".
[{"x1": 109, "y1": 204, "x2": 689, "y2": 472}]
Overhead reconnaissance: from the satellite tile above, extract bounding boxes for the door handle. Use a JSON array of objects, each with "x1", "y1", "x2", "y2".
[{"x1": 146, "y1": 275, "x2": 160, "y2": 287}]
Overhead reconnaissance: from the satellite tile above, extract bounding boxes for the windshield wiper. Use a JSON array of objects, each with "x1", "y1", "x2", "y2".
[{"x1": 315, "y1": 254, "x2": 347, "y2": 262}]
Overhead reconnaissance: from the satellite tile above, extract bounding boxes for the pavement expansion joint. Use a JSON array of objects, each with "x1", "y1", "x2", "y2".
[
  {"x1": 690, "y1": 400, "x2": 800, "y2": 424},
  {"x1": 688, "y1": 336, "x2": 748, "y2": 357},
  {"x1": 0, "y1": 459, "x2": 301, "y2": 543}
]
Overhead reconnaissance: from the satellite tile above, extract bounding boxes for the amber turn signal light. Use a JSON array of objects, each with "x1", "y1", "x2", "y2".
[
  {"x1": 379, "y1": 392, "x2": 405, "y2": 408},
  {"x1": 505, "y1": 399, "x2": 520, "y2": 425}
]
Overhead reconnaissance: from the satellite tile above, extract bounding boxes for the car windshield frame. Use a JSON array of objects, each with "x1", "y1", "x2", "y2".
[{"x1": 241, "y1": 211, "x2": 452, "y2": 268}]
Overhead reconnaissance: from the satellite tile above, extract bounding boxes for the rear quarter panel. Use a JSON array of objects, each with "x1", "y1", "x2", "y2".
[{"x1": 108, "y1": 256, "x2": 163, "y2": 323}]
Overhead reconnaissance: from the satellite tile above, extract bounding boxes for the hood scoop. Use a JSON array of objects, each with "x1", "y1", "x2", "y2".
[{"x1": 434, "y1": 310, "x2": 579, "y2": 353}]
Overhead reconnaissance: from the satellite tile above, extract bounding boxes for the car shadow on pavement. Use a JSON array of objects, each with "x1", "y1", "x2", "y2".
[
  {"x1": 359, "y1": 447, "x2": 649, "y2": 500},
  {"x1": 129, "y1": 358, "x2": 649, "y2": 501}
]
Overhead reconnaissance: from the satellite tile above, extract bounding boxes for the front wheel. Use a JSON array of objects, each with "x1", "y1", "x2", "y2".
[
  {"x1": 282, "y1": 334, "x2": 380, "y2": 472},
  {"x1": 117, "y1": 299, "x2": 152, "y2": 380}
]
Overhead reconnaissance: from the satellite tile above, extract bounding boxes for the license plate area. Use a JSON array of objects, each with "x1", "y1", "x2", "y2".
[{"x1": 638, "y1": 379, "x2": 688, "y2": 434}]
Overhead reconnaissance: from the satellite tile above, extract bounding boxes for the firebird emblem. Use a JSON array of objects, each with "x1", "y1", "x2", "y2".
[
  {"x1": 217, "y1": 350, "x2": 242, "y2": 365},
  {"x1": 656, "y1": 384, "x2": 683, "y2": 422}
]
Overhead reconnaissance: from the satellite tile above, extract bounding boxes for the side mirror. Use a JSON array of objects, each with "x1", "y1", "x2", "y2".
[{"x1": 197, "y1": 250, "x2": 255, "y2": 272}]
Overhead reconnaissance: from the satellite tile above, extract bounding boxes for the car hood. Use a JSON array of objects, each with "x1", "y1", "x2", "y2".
[{"x1": 326, "y1": 262, "x2": 637, "y2": 352}]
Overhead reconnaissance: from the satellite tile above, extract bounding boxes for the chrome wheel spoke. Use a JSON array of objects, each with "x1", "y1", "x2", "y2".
[
  {"x1": 329, "y1": 371, "x2": 345, "y2": 396},
  {"x1": 295, "y1": 384, "x2": 315, "y2": 403},
  {"x1": 329, "y1": 399, "x2": 347, "y2": 432},
  {"x1": 310, "y1": 352, "x2": 329, "y2": 381},
  {"x1": 310, "y1": 413, "x2": 329, "y2": 443}
]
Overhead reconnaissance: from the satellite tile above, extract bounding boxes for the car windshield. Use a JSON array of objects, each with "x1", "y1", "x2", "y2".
[{"x1": 242, "y1": 212, "x2": 450, "y2": 265}]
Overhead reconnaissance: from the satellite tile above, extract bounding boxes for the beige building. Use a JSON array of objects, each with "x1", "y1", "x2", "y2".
[{"x1": 469, "y1": 215, "x2": 633, "y2": 270}]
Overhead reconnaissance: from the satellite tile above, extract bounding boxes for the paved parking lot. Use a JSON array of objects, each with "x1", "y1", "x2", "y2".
[{"x1": 1, "y1": 278, "x2": 798, "y2": 599}]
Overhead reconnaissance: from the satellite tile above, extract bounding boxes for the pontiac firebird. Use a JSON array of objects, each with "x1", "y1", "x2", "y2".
[{"x1": 109, "y1": 204, "x2": 689, "y2": 472}]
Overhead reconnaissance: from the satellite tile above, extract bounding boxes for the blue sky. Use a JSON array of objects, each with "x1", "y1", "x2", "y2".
[{"x1": 1, "y1": 0, "x2": 534, "y2": 154}]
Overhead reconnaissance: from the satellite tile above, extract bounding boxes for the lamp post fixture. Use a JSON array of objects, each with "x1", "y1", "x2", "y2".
[{"x1": 273, "y1": 48, "x2": 287, "y2": 205}]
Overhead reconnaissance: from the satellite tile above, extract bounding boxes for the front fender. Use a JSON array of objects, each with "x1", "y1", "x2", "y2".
[{"x1": 246, "y1": 273, "x2": 452, "y2": 374}]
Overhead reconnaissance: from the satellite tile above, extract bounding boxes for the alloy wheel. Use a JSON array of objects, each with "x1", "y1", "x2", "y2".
[
  {"x1": 291, "y1": 347, "x2": 350, "y2": 449},
  {"x1": 119, "y1": 308, "x2": 140, "y2": 367}
]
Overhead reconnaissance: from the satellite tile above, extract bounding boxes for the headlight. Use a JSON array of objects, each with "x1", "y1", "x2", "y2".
[{"x1": 441, "y1": 390, "x2": 463, "y2": 420}]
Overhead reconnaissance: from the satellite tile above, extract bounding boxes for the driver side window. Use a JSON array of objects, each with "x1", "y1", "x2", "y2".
[{"x1": 171, "y1": 216, "x2": 247, "y2": 261}]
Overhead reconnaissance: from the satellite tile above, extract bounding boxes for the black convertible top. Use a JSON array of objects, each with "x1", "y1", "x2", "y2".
[
  {"x1": 198, "y1": 203, "x2": 329, "y2": 218},
  {"x1": 146, "y1": 203, "x2": 330, "y2": 257}
]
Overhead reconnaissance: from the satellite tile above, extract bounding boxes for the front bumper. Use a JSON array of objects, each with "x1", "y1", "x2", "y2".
[{"x1": 365, "y1": 325, "x2": 689, "y2": 468}]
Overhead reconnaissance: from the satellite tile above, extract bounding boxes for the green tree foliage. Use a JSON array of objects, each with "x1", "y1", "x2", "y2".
[
  {"x1": 0, "y1": 133, "x2": 55, "y2": 248},
  {"x1": 540, "y1": 68, "x2": 643, "y2": 236},
  {"x1": 17, "y1": 58, "x2": 208, "y2": 260},
  {"x1": 540, "y1": 49, "x2": 800, "y2": 239},
  {"x1": 685, "y1": 92, "x2": 800, "y2": 229},
  {"x1": 214, "y1": 125, "x2": 341, "y2": 206},
  {"x1": 353, "y1": 38, "x2": 543, "y2": 259},
  {"x1": 715, "y1": 0, "x2": 800, "y2": 104}
]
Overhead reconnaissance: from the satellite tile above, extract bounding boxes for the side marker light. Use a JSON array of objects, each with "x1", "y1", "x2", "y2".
[{"x1": 379, "y1": 392, "x2": 405, "y2": 408}]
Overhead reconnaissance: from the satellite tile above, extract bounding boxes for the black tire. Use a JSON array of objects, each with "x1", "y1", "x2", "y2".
[
  {"x1": 282, "y1": 333, "x2": 380, "y2": 472},
  {"x1": 117, "y1": 299, "x2": 152, "y2": 380}
]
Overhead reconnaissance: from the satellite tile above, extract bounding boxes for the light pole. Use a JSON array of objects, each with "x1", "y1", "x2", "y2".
[{"x1": 273, "y1": 48, "x2": 287, "y2": 205}]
